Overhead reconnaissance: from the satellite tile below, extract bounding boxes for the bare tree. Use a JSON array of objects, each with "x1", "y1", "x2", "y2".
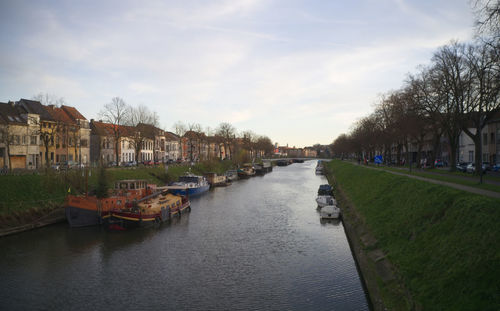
[
  {"x1": 99, "y1": 97, "x2": 129, "y2": 165},
  {"x1": 255, "y1": 135, "x2": 274, "y2": 157},
  {"x1": 462, "y1": 42, "x2": 500, "y2": 178},
  {"x1": 474, "y1": 0, "x2": 500, "y2": 41},
  {"x1": 216, "y1": 122, "x2": 236, "y2": 159},
  {"x1": 241, "y1": 130, "x2": 256, "y2": 160},
  {"x1": 125, "y1": 105, "x2": 159, "y2": 164},
  {"x1": 126, "y1": 104, "x2": 159, "y2": 127},
  {"x1": 430, "y1": 42, "x2": 470, "y2": 170},
  {"x1": 172, "y1": 121, "x2": 186, "y2": 161},
  {"x1": 0, "y1": 123, "x2": 14, "y2": 171},
  {"x1": 33, "y1": 93, "x2": 66, "y2": 107}
]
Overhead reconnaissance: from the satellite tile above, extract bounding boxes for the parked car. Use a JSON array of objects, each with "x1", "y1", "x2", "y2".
[
  {"x1": 434, "y1": 159, "x2": 444, "y2": 167},
  {"x1": 456, "y1": 162, "x2": 468, "y2": 172},
  {"x1": 142, "y1": 160, "x2": 153, "y2": 166},
  {"x1": 123, "y1": 161, "x2": 137, "y2": 167},
  {"x1": 166, "y1": 159, "x2": 174, "y2": 164},
  {"x1": 466, "y1": 163, "x2": 487, "y2": 174},
  {"x1": 492, "y1": 164, "x2": 500, "y2": 172}
]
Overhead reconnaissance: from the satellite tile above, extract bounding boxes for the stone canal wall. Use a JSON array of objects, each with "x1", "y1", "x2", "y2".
[{"x1": 0, "y1": 207, "x2": 66, "y2": 237}]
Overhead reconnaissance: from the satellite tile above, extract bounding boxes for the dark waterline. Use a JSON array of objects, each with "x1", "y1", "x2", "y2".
[{"x1": 0, "y1": 161, "x2": 369, "y2": 310}]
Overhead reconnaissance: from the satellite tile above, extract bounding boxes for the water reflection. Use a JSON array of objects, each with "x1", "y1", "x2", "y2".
[{"x1": 0, "y1": 161, "x2": 369, "y2": 311}]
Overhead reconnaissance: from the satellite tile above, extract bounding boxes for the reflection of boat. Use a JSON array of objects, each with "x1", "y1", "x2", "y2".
[
  {"x1": 316, "y1": 195, "x2": 336, "y2": 208},
  {"x1": 320, "y1": 218, "x2": 341, "y2": 226},
  {"x1": 238, "y1": 164, "x2": 256, "y2": 178},
  {"x1": 225, "y1": 170, "x2": 239, "y2": 182},
  {"x1": 315, "y1": 160, "x2": 324, "y2": 174},
  {"x1": 168, "y1": 173, "x2": 210, "y2": 196},
  {"x1": 254, "y1": 161, "x2": 273, "y2": 175},
  {"x1": 108, "y1": 191, "x2": 190, "y2": 229},
  {"x1": 204, "y1": 172, "x2": 230, "y2": 187},
  {"x1": 65, "y1": 180, "x2": 152, "y2": 227},
  {"x1": 320, "y1": 205, "x2": 341, "y2": 219},
  {"x1": 276, "y1": 160, "x2": 290, "y2": 166}
]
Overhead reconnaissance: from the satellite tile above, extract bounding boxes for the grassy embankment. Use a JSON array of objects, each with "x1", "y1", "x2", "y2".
[
  {"x1": 0, "y1": 160, "x2": 237, "y2": 228},
  {"x1": 381, "y1": 166, "x2": 500, "y2": 193},
  {"x1": 326, "y1": 160, "x2": 500, "y2": 311}
]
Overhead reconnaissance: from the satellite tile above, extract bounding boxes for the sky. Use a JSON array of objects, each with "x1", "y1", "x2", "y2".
[{"x1": 0, "y1": 0, "x2": 474, "y2": 148}]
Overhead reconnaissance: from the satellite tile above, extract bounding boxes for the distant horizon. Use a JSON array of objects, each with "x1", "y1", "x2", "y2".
[{"x1": 0, "y1": 0, "x2": 474, "y2": 148}]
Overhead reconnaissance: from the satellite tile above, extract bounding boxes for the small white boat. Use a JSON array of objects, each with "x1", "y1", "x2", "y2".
[
  {"x1": 320, "y1": 205, "x2": 341, "y2": 219},
  {"x1": 316, "y1": 195, "x2": 336, "y2": 208}
]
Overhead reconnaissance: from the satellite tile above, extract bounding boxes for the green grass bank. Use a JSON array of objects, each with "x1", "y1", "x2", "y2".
[
  {"x1": 0, "y1": 160, "x2": 238, "y2": 229},
  {"x1": 325, "y1": 160, "x2": 500, "y2": 310}
]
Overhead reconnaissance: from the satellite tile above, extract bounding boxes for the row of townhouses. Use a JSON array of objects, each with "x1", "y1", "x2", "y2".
[
  {"x1": 381, "y1": 111, "x2": 500, "y2": 166},
  {"x1": 0, "y1": 99, "x2": 246, "y2": 170}
]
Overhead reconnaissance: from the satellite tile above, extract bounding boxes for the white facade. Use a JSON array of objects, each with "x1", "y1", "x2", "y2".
[
  {"x1": 120, "y1": 137, "x2": 135, "y2": 164},
  {"x1": 165, "y1": 134, "x2": 180, "y2": 160},
  {"x1": 140, "y1": 138, "x2": 154, "y2": 161}
]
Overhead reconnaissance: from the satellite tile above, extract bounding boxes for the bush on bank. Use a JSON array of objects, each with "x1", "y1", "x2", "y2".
[{"x1": 326, "y1": 160, "x2": 500, "y2": 311}]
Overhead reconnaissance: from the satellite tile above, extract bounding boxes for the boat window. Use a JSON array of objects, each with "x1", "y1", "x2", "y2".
[
  {"x1": 130, "y1": 183, "x2": 135, "y2": 189},
  {"x1": 116, "y1": 200, "x2": 121, "y2": 205},
  {"x1": 120, "y1": 183, "x2": 127, "y2": 189}
]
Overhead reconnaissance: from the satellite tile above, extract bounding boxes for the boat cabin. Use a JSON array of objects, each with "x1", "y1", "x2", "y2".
[{"x1": 115, "y1": 180, "x2": 148, "y2": 190}]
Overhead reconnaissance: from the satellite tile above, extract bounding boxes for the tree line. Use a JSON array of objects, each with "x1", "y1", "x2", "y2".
[
  {"x1": 330, "y1": 1, "x2": 500, "y2": 173},
  {"x1": 99, "y1": 97, "x2": 274, "y2": 165}
]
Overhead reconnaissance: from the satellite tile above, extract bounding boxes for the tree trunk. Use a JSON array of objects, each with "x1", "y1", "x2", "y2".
[
  {"x1": 115, "y1": 140, "x2": 119, "y2": 165},
  {"x1": 44, "y1": 139, "x2": 50, "y2": 168}
]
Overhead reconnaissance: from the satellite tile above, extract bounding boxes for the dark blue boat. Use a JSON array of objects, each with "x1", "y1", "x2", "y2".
[{"x1": 168, "y1": 173, "x2": 210, "y2": 197}]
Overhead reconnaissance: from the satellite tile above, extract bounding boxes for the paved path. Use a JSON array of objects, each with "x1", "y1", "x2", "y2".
[{"x1": 357, "y1": 164, "x2": 500, "y2": 200}]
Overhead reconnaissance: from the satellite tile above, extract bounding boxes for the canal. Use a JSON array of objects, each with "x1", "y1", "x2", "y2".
[{"x1": 0, "y1": 161, "x2": 369, "y2": 310}]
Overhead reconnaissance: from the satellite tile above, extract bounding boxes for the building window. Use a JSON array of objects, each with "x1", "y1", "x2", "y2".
[
  {"x1": 483, "y1": 133, "x2": 488, "y2": 146},
  {"x1": 81, "y1": 139, "x2": 88, "y2": 147},
  {"x1": 483, "y1": 153, "x2": 489, "y2": 162},
  {"x1": 30, "y1": 135, "x2": 37, "y2": 145},
  {"x1": 469, "y1": 150, "x2": 474, "y2": 162},
  {"x1": 492, "y1": 133, "x2": 495, "y2": 145}
]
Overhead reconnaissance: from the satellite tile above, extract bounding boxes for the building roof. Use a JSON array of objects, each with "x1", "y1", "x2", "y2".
[
  {"x1": 165, "y1": 131, "x2": 179, "y2": 141},
  {"x1": 61, "y1": 105, "x2": 86, "y2": 121},
  {"x1": 44, "y1": 105, "x2": 74, "y2": 124},
  {"x1": 184, "y1": 130, "x2": 206, "y2": 140},
  {"x1": 91, "y1": 121, "x2": 135, "y2": 137},
  {"x1": 0, "y1": 102, "x2": 26, "y2": 125},
  {"x1": 16, "y1": 98, "x2": 55, "y2": 122},
  {"x1": 136, "y1": 123, "x2": 162, "y2": 139}
]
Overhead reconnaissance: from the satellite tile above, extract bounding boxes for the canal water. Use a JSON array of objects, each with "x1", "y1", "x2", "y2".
[{"x1": 0, "y1": 161, "x2": 369, "y2": 310}]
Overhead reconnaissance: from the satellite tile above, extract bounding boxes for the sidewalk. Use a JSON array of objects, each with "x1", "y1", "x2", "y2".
[{"x1": 358, "y1": 164, "x2": 500, "y2": 200}]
